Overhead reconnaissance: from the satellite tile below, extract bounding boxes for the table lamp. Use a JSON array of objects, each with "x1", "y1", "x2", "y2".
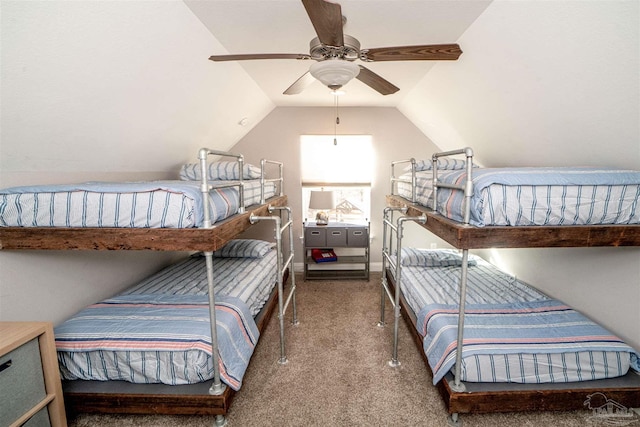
[{"x1": 309, "y1": 190, "x2": 335, "y2": 225}]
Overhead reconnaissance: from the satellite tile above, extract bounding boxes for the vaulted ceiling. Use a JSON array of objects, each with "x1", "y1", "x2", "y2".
[{"x1": 184, "y1": 0, "x2": 492, "y2": 107}]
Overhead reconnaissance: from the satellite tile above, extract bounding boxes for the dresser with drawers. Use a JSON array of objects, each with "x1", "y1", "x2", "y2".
[{"x1": 0, "y1": 322, "x2": 67, "y2": 427}]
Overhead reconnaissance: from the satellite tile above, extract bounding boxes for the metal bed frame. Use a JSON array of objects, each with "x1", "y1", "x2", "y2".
[
  {"x1": 199, "y1": 150, "x2": 296, "y2": 426},
  {"x1": 381, "y1": 148, "x2": 640, "y2": 426},
  {"x1": 0, "y1": 148, "x2": 295, "y2": 427}
]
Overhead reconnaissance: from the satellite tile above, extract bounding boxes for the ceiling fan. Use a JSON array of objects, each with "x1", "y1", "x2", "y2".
[{"x1": 208, "y1": 0, "x2": 462, "y2": 96}]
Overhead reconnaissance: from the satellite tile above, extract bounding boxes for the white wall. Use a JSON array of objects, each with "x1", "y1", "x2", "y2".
[
  {"x1": 0, "y1": 1, "x2": 274, "y2": 324},
  {"x1": 480, "y1": 247, "x2": 640, "y2": 350},
  {"x1": 400, "y1": 0, "x2": 639, "y2": 169},
  {"x1": 399, "y1": 0, "x2": 640, "y2": 349},
  {"x1": 230, "y1": 106, "x2": 445, "y2": 265}
]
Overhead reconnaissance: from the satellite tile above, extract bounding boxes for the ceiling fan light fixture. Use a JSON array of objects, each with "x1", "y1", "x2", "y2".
[{"x1": 309, "y1": 59, "x2": 360, "y2": 90}]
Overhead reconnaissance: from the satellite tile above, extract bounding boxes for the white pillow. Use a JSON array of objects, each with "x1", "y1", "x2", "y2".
[
  {"x1": 213, "y1": 239, "x2": 274, "y2": 258},
  {"x1": 400, "y1": 248, "x2": 477, "y2": 267},
  {"x1": 180, "y1": 161, "x2": 261, "y2": 181}
]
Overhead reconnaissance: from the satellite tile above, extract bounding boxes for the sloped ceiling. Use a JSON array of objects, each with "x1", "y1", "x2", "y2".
[
  {"x1": 0, "y1": 1, "x2": 276, "y2": 177},
  {"x1": 184, "y1": 0, "x2": 491, "y2": 107},
  {"x1": 399, "y1": 0, "x2": 640, "y2": 168}
]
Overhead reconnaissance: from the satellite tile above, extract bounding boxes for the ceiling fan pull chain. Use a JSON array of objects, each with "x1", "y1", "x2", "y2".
[{"x1": 334, "y1": 93, "x2": 339, "y2": 145}]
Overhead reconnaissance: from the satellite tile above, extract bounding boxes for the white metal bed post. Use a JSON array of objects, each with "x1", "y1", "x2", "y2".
[
  {"x1": 197, "y1": 148, "x2": 227, "y2": 427},
  {"x1": 390, "y1": 158, "x2": 416, "y2": 203},
  {"x1": 237, "y1": 155, "x2": 245, "y2": 214},
  {"x1": 432, "y1": 148, "x2": 475, "y2": 393},
  {"x1": 197, "y1": 147, "x2": 246, "y2": 212},
  {"x1": 250, "y1": 205, "x2": 297, "y2": 365},
  {"x1": 260, "y1": 159, "x2": 285, "y2": 204}
]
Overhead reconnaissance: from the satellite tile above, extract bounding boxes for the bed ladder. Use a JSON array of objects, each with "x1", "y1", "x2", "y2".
[
  {"x1": 200, "y1": 206, "x2": 297, "y2": 427},
  {"x1": 383, "y1": 148, "x2": 475, "y2": 426},
  {"x1": 197, "y1": 149, "x2": 296, "y2": 427},
  {"x1": 381, "y1": 213, "x2": 473, "y2": 383},
  {"x1": 251, "y1": 205, "x2": 298, "y2": 365},
  {"x1": 379, "y1": 206, "x2": 426, "y2": 367}
]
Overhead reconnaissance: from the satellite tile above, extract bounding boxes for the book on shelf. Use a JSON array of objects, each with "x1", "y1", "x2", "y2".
[{"x1": 311, "y1": 249, "x2": 338, "y2": 263}]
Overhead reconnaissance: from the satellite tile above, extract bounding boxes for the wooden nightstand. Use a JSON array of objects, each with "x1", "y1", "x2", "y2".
[
  {"x1": 0, "y1": 322, "x2": 67, "y2": 427},
  {"x1": 303, "y1": 221, "x2": 370, "y2": 280}
]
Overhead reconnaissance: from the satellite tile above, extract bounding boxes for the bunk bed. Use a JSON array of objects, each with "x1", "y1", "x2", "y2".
[
  {"x1": 0, "y1": 149, "x2": 296, "y2": 426},
  {"x1": 381, "y1": 148, "x2": 640, "y2": 425}
]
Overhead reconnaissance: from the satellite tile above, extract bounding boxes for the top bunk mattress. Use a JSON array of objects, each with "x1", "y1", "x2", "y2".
[
  {"x1": 0, "y1": 179, "x2": 276, "y2": 228},
  {"x1": 397, "y1": 167, "x2": 640, "y2": 227}
]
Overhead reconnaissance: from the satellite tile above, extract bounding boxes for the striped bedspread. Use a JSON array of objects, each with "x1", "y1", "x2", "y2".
[
  {"x1": 395, "y1": 256, "x2": 548, "y2": 314},
  {"x1": 397, "y1": 171, "x2": 435, "y2": 209},
  {"x1": 417, "y1": 300, "x2": 640, "y2": 385},
  {"x1": 55, "y1": 294, "x2": 259, "y2": 390},
  {"x1": 398, "y1": 167, "x2": 640, "y2": 226},
  {"x1": 122, "y1": 251, "x2": 277, "y2": 316},
  {"x1": 0, "y1": 180, "x2": 276, "y2": 228}
]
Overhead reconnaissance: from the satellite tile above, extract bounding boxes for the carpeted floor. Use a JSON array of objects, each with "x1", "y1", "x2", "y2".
[{"x1": 68, "y1": 273, "x2": 629, "y2": 427}]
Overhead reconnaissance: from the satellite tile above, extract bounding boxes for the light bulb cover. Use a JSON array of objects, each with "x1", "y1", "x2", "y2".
[{"x1": 310, "y1": 59, "x2": 360, "y2": 90}]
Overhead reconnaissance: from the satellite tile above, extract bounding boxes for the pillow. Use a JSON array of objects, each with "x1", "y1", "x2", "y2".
[
  {"x1": 400, "y1": 248, "x2": 477, "y2": 267},
  {"x1": 213, "y1": 239, "x2": 274, "y2": 258},
  {"x1": 405, "y1": 158, "x2": 471, "y2": 172},
  {"x1": 180, "y1": 161, "x2": 262, "y2": 181}
]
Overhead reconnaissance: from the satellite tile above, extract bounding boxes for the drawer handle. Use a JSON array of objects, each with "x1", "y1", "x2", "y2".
[
  {"x1": 331, "y1": 231, "x2": 341, "y2": 235},
  {"x1": 0, "y1": 359, "x2": 12, "y2": 373},
  {"x1": 310, "y1": 231, "x2": 320, "y2": 236},
  {"x1": 353, "y1": 231, "x2": 363, "y2": 236}
]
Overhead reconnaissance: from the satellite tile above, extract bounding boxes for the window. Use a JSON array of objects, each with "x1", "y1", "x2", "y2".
[{"x1": 301, "y1": 135, "x2": 373, "y2": 222}]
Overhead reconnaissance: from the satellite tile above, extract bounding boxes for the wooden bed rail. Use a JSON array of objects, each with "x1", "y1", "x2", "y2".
[
  {"x1": 386, "y1": 195, "x2": 640, "y2": 249},
  {"x1": 0, "y1": 195, "x2": 288, "y2": 251}
]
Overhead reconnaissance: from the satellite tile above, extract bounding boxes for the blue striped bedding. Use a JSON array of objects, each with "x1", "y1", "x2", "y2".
[
  {"x1": 122, "y1": 251, "x2": 277, "y2": 316},
  {"x1": 55, "y1": 240, "x2": 278, "y2": 388},
  {"x1": 0, "y1": 179, "x2": 276, "y2": 228},
  {"x1": 392, "y1": 253, "x2": 640, "y2": 384},
  {"x1": 55, "y1": 294, "x2": 258, "y2": 390},
  {"x1": 397, "y1": 255, "x2": 548, "y2": 312},
  {"x1": 398, "y1": 167, "x2": 640, "y2": 226},
  {"x1": 417, "y1": 300, "x2": 640, "y2": 385}
]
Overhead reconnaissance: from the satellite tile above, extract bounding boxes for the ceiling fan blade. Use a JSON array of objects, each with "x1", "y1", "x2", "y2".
[
  {"x1": 209, "y1": 53, "x2": 311, "y2": 62},
  {"x1": 302, "y1": 0, "x2": 344, "y2": 47},
  {"x1": 283, "y1": 71, "x2": 317, "y2": 95},
  {"x1": 362, "y1": 44, "x2": 462, "y2": 61},
  {"x1": 356, "y1": 66, "x2": 399, "y2": 96}
]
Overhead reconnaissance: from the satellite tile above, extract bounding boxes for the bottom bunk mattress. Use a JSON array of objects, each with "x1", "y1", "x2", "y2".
[
  {"x1": 55, "y1": 239, "x2": 277, "y2": 390},
  {"x1": 121, "y1": 243, "x2": 277, "y2": 316},
  {"x1": 393, "y1": 248, "x2": 640, "y2": 385}
]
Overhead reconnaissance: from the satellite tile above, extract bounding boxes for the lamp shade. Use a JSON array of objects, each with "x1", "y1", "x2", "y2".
[
  {"x1": 309, "y1": 59, "x2": 360, "y2": 90},
  {"x1": 309, "y1": 190, "x2": 335, "y2": 210}
]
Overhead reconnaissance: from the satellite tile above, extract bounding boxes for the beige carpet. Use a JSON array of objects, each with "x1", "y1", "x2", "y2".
[{"x1": 68, "y1": 273, "x2": 617, "y2": 427}]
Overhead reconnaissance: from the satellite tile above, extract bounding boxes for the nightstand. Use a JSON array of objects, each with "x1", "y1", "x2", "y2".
[
  {"x1": 0, "y1": 322, "x2": 67, "y2": 427},
  {"x1": 303, "y1": 221, "x2": 370, "y2": 280}
]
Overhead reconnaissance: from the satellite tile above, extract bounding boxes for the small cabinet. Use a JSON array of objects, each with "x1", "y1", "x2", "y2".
[
  {"x1": 303, "y1": 221, "x2": 370, "y2": 280},
  {"x1": 0, "y1": 322, "x2": 67, "y2": 427}
]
